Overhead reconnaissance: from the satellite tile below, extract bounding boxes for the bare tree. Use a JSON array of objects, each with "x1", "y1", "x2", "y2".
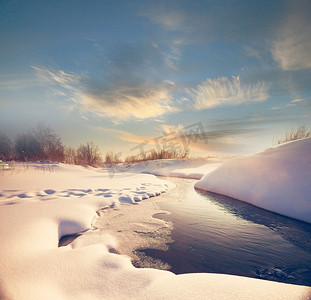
[
  {"x1": 76, "y1": 142, "x2": 102, "y2": 166},
  {"x1": 105, "y1": 151, "x2": 122, "y2": 165},
  {"x1": 64, "y1": 147, "x2": 77, "y2": 164},
  {"x1": 33, "y1": 124, "x2": 65, "y2": 162},
  {"x1": 14, "y1": 124, "x2": 65, "y2": 162},
  {"x1": 0, "y1": 132, "x2": 12, "y2": 161},
  {"x1": 15, "y1": 133, "x2": 43, "y2": 161}
]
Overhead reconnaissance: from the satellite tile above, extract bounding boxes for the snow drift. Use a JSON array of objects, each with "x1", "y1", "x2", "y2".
[{"x1": 195, "y1": 138, "x2": 311, "y2": 224}]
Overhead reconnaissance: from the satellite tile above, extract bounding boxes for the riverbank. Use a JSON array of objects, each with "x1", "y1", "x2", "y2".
[{"x1": 136, "y1": 177, "x2": 311, "y2": 286}]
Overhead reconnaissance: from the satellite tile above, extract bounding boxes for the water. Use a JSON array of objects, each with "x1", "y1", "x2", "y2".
[{"x1": 136, "y1": 178, "x2": 311, "y2": 286}]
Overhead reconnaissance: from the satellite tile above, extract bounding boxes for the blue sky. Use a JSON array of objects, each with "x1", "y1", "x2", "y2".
[{"x1": 1, "y1": 0, "x2": 311, "y2": 157}]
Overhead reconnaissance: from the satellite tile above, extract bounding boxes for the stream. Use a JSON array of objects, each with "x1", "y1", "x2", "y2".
[{"x1": 135, "y1": 177, "x2": 311, "y2": 286}]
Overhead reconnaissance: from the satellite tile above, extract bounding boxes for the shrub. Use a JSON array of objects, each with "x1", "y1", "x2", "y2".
[
  {"x1": 145, "y1": 148, "x2": 189, "y2": 160},
  {"x1": 124, "y1": 148, "x2": 189, "y2": 163},
  {"x1": 64, "y1": 147, "x2": 77, "y2": 164},
  {"x1": 76, "y1": 142, "x2": 102, "y2": 166},
  {"x1": 105, "y1": 151, "x2": 122, "y2": 165},
  {"x1": 124, "y1": 155, "x2": 142, "y2": 163}
]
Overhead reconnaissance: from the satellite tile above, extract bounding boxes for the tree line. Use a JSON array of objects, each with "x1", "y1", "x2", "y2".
[
  {"x1": 0, "y1": 124, "x2": 190, "y2": 167},
  {"x1": 0, "y1": 125, "x2": 102, "y2": 167}
]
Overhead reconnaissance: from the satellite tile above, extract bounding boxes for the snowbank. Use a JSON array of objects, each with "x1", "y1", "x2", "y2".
[
  {"x1": 0, "y1": 162, "x2": 310, "y2": 299},
  {"x1": 195, "y1": 138, "x2": 311, "y2": 224},
  {"x1": 107, "y1": 158, "x2": 222, "y2": 179}
]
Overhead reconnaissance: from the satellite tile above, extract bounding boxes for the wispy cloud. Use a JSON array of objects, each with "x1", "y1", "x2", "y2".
[
  {"x1": 269, "y1": 98, "x2": 306, "y2": 110},
  {"x1": 271, "y1": 1, "x2": 311, "y2": 71},
  {"x1": 150, "y1": 11, "x2": 184, "y2": 31},
  {"x1": 143, "y1": 2, "x2": 281, "y2": 46},
  {"x1": 32, "y1": 67, "x2": 80, "y2": 93},
  {"x1": 0, "y1": 74, "x2": 46, "y2": 91},
  {"x1": 34, "y1": 66, "x2": 177, "y2": 120},
  {"x1": 95, "y1": 127, "x2": 149, "y2": 144},
  {"x1": 189, "y1": 76, "x2": 270, "y2": 110},
  {"x1": 159, "y1": 124, "x2": 182, "y2": 134},
  {"x1": 203, "y1": 112, "x2": 307, "y2": 135},
  {"x1": 32, "y1": 42, "x2": 179, "y2": 121},
  {"x1": 162, "y1": 123, "x2": 265, "y2": 155},
  {"x1": 291, "y1": 98, "x2": 303, "y2": 103},
  {"x1": 79, "y1": 82, "x2": 177, "y2": 120}
]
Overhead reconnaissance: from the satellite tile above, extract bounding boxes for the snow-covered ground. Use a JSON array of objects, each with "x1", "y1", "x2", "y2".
[
  {"x1": 1, "y1": 152, "x2": 311, "y2": 299},
  {"x1": 106, "y1": 157, "x2": 223, "y2": 179},
  {"x1": 195, "y1": 138, "x2": 311, "y2": 224}
]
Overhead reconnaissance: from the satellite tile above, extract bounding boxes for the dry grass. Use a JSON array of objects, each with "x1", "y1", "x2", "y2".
[
  {"x1": 275, "y1": 124, "x2": 311, "y2": 145},
  {"x1": 124, "y1": 149, "x2": 189, "y2": 163}
]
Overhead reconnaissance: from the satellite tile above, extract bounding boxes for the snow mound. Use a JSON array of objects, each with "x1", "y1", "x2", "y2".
[{"x1": 195, "y1": 138, "x2": 311, "y2": 223}]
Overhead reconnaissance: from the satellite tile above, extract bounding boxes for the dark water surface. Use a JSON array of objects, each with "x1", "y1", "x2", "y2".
[{"x1": 137, "y1": 178, "x2": 311, "y2": 286}]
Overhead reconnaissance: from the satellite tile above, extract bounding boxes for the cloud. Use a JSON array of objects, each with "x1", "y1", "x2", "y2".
[
  {"x1": 151, "y1": 12, "x2": 184, "y2": 31},
  {"x1": 32, "y1": 66, "x2": 80, "y2": 91},
  {"x1": 0, "y1": 74, "x2": 46, "y2": 91},
  {"x1": 269, "y1": 98, "x2": 306, "y2": 111},
  {"x1": 189, "y1": 76, "x2": 269, "y2": 110},
  {"x1": 271, "y1": 1, "x2": 311, "y2": 71},
  {"x1": 151, "y1": 121, "x2": 266, "y2": 155},
  {"x1": 291, "y1": 98, "x2": 303, "y2": 103},
  {"x1": 269, "y1": 106, "x2": 281, "y2": 111},
  {"x1": 32, "y1": 43, "x2": 179, "y2": 121},
  {"x1": 203, "y1": 112, "x2": 307, "y2": 138},
  {"x1": 79, "y1": 82, "x2": 177, "y2": 120},
  {"x1": 96, "y1": 127, "x2": 148, "y2": 144},
  {"x1": 96, "y1": 123, "x2": 257, "y2": 155},
  {"x1": 159, "y1": 124, "x2": 184, "y2": 134},
  {"x1": 143, "y1": 1, "x2": 281, "y2": 46}
]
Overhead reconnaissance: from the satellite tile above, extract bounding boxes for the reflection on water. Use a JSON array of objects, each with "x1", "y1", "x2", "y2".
[
  {"x1": 198, "y1": 190, "x2": 311, "y2": 253},
  {"x1": 136, "y1": 178, "x2": 311, "y2": 286}
]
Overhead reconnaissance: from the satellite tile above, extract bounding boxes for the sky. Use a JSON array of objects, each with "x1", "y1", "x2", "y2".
[{"x1": 1, "y1": 0, "x2": 311, "y2": 158}]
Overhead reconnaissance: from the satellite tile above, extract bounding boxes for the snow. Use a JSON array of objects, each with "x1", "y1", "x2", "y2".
[
  {"x1": 0, "y1": 161, "x2": 310, "y2": 299},
  {"x1": 107, "y1": 158, "x2": 222, "y2": 179},
  {"x1": 195, "y1": 138, "x2": 311, "y2": 224}
]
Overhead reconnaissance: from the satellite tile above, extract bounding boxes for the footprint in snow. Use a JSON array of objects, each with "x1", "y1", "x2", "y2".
[{"x1": 44, "y1": 189, "x2": 56, "y2": 195}]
